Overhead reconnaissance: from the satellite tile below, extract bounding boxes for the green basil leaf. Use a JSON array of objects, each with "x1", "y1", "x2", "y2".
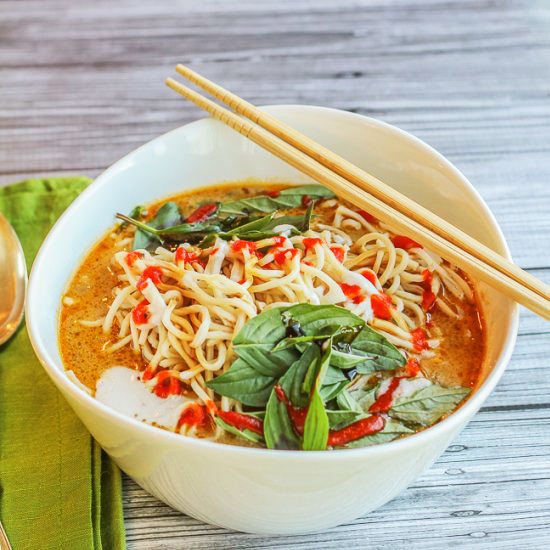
[
  {"x1": 342, "y1": 419, "x2": 414, "y2": 448},
  {"x1": 232, "y1": 308, "x2": 299, "y2": 377},
  {"x1": 156, "y1": 221, "x2": 223, "y2": 238},
  {"x1": 219, "y1": 214, "x2": 249, "y2": 231},
  {"x1": 335, "y1": 389, "x2": 364, "y2": 413},
  {"x1": 319, "y1": 380, "x2": 348, "y2": 402},
  {"x1": 197, "y1": 234, "x2": 218, "y2": 249},
  {"x1": 273, "y1": 324, "x2": 359, "y2": 352},
  {"x1": 225, "y1": 212, "x2": 277, "y2": 234},
  {"x1": 219, "y1": 184, "x2": 335, "y2": 215},
  {"x1": 331, "y1": 325, "x2": 406, "y2": 372},
  {"x1": 348, "y1": 380, "x2": 379, "y2": 412},
  {"x1": 214, "y1": 416, "x2": 264, "y2": 444},
  {"x1": 302, "y1": 341, "x2": 332, "y2": 451},
  {"x1": 300, "y1": 199, "x2": 314, "y2": 231},
  {"x1": 326, "y1": 409, "x2": 366, "y2": 430},
  {"x1": 205, "y1": 359, "x2": 276, "y2": 407},
  {"x1": 279, "y1": 346, "x2": 321, "y2": 408},
  {"x1": 283, "y1": 304, "x2": 365, "y2": 337},
  {"x1": 153, "y1": 202, "x2": 183, "y2": 227},
  {"x1": 120, "y1": 205, "x2": 145, "y2": 230},
  {"x1": 234, "y1": 345, "x2": 299, "y2": 379},
  {"x1": 133, "y1": 201, "x2": 182, "y2": 250},
  {"x1": 233, "y1": 307, "x2": 287, "y2": 346},
  {"x1": 323, "y1": 365, "x2": 348, "y2": 385},
  {"x1": 263, "y1": 388, "x2": 301, "y2": 450},
  {"x1": 226, "y1": 213, "x2": 308, "y2": 235},
  {"x1": 272, "y1": 334, "x2": 327, "y2": 352},
  {"x1": 302, "y1": 388, "x2": 329, "y2": 451},
  {"x1": 301, "y1": 356, "x2": 319, "y2": 397},
  {"x1": 389, "y1": 384, "x2": 470, "y2": 426}
]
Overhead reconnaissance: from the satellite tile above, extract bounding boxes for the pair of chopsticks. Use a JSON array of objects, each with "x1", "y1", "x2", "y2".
[{"x1": 166, "y1": 65, "x2": 550, "y2": 320}]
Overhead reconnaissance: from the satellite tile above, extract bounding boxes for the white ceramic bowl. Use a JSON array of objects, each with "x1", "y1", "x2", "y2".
[{"x1": 27, "y1": 105, "x2": 519, "y2": 535}]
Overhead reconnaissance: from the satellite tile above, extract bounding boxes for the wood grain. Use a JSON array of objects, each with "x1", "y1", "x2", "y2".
[{"x1": 1, "y1": 0, "x2": 549, "y2": 548}]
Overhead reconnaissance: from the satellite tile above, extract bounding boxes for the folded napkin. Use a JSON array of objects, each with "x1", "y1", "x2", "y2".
[{"x1": 0, "y1": 178, "x2": 126, "y2": 550}]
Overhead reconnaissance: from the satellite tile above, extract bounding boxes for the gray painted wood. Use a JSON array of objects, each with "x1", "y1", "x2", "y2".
[{"x1": 1, "y1": 0, "x2": 549, "y2": 547}]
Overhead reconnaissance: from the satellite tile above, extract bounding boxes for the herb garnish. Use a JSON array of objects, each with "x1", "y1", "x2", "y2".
[
  {"x1": 206, "y1": 304, "x2": 470, "y2": 450},
  {"x1": 117, "y1": 185, "x2": 335, "y2": 251}
]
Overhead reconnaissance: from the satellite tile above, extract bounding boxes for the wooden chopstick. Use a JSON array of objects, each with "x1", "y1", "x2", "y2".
[
  {"x1": 175, "y1": 64, "x2": 549, "y2": 303},
  {"x1": 165, "y1": 75, "x2": 550, "y2": 320}
]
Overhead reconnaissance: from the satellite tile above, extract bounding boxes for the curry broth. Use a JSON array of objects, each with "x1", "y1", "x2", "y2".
[{"x1": 59, "y1": 182, "x2": 485, "y2": 442}]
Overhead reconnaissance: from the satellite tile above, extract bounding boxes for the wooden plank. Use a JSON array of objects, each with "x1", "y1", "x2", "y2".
[{"x1": 1, "y1": 0, "x2": 549, "y2": 547}]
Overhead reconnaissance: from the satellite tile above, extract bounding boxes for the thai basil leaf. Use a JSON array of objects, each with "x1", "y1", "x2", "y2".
[
  {"x1": 234, "y1": 346, "x2": 299, "y2": 378},
  {"x1": 219, "y1": 184, "x2": 335, "y2": 215},
  {"x1": 226, "y1": 213, "x2": 310, "y2": 236},
  {"x1": 272, "y1": 334, "x2": 327, "y2": 352},
  {"x1": 214, "y1": 416, "x2": 264, "y2": 444},
  {"x1": 233, "y1": 307, "x2": 287, "y2": 346},
  {"x1": 302, "y1": 341, "x2": 332, "y2": 451},
  {"x1": 205, "y1": 359, "x2": 276, "y2": 407},
  {"x1": 232, "y1": 307, "x2": 299, "y2": 377},
  {"x1": 331, "y1": 325, "x2": 406, "y2": 372},
  {"x1": 119, "y1": 208, "x2": 222, "y2": 248},
  {"x1": 343, "y1": 419, "x2": 414, "y2": 448},
  {"x1": 219, "y1": 214, "x2": 249, "y2": 231},
  {"x1": 120, "y1": 205, "x2": 145, "y2": 230},
  {"x1": 130, "y1": 201, "x2": 182, "y2": 250},
  {"x1": 302, "y1": 355, "x2": 319, "y2": 397},
  {"x1": 348, "y1": 380, "x2": 379, "y2": 412},
  {"x1": 279, "y1": 346, "x2": 320, "y2": 408},
  {"x1": 319, "y1": 380, "x2": 348, "y2": 402},
  {"x1": 283, "y1": 304, "x2": 365, "y2": 337},
  {"x1": 156, "y1": 221, "x2": 223, "y2": 238},
  {"x1": 302, "y1": 388, "x2": 329, "y2": 451},
  {"x1": 273, "y1": 324, "x2": 360, "y2": 352},
  {"x1": 152, "y1": 202, "x2": 182, "y2": 226},
  {"x1": 323, "y1": 365, "x2": 348, "y2": 385},
  {"x1": 389, "y1": 384, "x2": 470, "y2": 426},
  {"x1": 300, "y1": 199, "x2": 314, "y2": 231},
  {"x1": 301, "y1": 341, "x2": 337, "y2": 395},
  {"x1": 336, "y1": 389, "x2": 364, "y2": 414},
  {"x1": 326, "y1": 409, "x2": 366, "y2": 430},
  {"x1": 263, "y1": 388, "x2": 301, "y2": 450},
  {"x1": 224, "y1": 212, "x2": 277, "y2": 235},
  {"x1": 197, "y1": 234, "x2": 218, "y2": 249}
]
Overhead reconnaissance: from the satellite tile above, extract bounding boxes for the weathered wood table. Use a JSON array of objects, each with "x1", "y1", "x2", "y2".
[{"x1": 1, "y1": 0, "x2": 549, "y2": 547}]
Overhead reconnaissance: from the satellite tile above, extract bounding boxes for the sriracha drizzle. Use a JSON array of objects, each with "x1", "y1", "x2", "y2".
[
  {"x1": 136, "y1": 266, "x2": 164, "y2": 290},
  {"x1": 391, "y1": 235, "x2": 423, "y2": 251},
  {"x1": 186, "y1": 202, "x2": 218, "y2": 223},
  {"x1": 217, "y1": 410, "x2": 264, "y2": 436},
  {"x1": 132, "y1": 299, "x2": 150, "y2": 325},
  {"x1": 177, "y1": 403, "x2": 209, "y2": 430},
  {"x1": 328, "y1": 415, "x2": 385, "y2": 446},
  {"x1": 371, "y1": 293, "x2": 393, "y2": 320}
]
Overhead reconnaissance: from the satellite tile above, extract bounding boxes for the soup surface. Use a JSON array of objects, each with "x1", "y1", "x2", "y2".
[{"x1": 60, "y1": 182, "x2": 484, "y2": 450}]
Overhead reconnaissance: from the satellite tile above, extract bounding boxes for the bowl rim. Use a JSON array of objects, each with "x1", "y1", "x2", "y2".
[{"x1": 26, "y1": 104, "x2": 519, "y2": 461}]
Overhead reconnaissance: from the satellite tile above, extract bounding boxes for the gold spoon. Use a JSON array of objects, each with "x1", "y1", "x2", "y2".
[
  {"x1": 0, "y1": 212, "x2": 25, "y2": 550},
  {"x1": 0, "y1": 212, "x2": 26, "y2": 346}
]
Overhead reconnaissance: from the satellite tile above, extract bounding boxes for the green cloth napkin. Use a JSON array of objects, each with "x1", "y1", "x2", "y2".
[{"x1": 0, "y1": 178, "x2": 126, "y2": 550}]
